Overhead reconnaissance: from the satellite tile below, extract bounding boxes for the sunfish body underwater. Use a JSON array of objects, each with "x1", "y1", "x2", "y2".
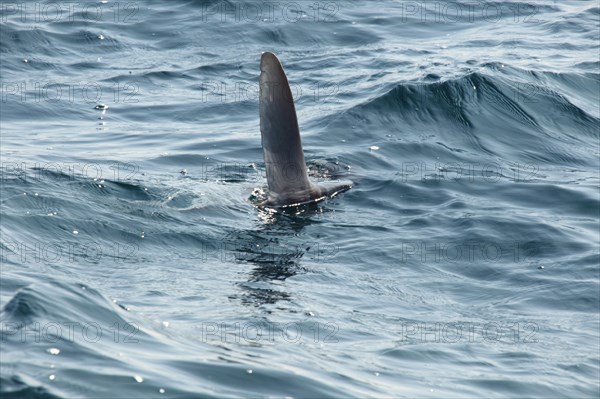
[{"x1": 257, "y1": 52, "x2": 352, "y2": 208}]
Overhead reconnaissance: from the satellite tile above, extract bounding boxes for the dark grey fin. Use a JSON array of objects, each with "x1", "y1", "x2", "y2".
[
  {"x1": 259, "y1": 52, "x2": 312, "y2": 199},
  {"x1": 316, "y1": 180, "x2": 353, "y2": 199},
  {"x1": 257, "y1": 180, "x2": 353, "y2": 208}
]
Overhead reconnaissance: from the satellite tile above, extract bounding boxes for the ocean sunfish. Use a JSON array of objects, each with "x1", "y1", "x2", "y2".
[{"x1": 258, "y1": 52, "x2": 351, "y2": 207}]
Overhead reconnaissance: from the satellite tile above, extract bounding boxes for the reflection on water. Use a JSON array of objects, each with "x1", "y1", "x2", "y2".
[{"x1": 228, "y1": 209, "x2": 321, "y2": 307}]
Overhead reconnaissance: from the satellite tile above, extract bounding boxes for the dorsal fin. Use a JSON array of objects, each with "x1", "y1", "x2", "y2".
[{"x1": 259, "y1": 52, "x2": 312, "y2": 198}]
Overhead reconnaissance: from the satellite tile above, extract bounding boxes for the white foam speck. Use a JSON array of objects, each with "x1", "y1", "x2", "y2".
[
  {"x1": 47, "y1": 348, "x2": 60, "y2": 355},
  {"x1": 133, "y1": 375, "x2": 144, "y2": 383}
]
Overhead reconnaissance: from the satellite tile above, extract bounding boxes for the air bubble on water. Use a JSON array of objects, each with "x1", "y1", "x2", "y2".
[
  {"x1": 159, "y1": 388, "x2": 165, "y2": 394},
  {"x1": 47, "y1": 348, "x2": 60, "y2": 355},
  {"x1": 49, "y1": 374, "x2": 55, "y2": 380}
]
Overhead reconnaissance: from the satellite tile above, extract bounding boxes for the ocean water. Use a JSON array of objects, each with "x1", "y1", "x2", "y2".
[{"x1": 1, "y1": 0, "x2": 599, "y2": 397}]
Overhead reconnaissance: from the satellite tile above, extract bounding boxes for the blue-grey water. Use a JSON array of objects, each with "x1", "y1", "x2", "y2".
[{"x1": 1, "y1": 1, "x2": 599, "y2": 398}]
